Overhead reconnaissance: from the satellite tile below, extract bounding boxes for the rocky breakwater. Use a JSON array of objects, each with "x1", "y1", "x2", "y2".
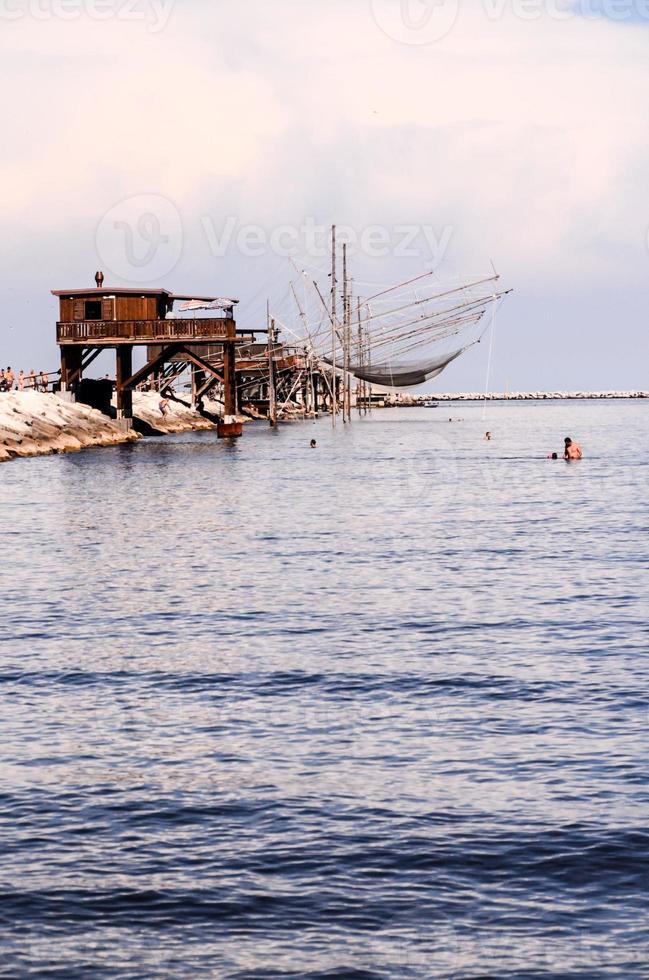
[
  {"x1": 128, "y1": 392, "x2": 218, "y2": 435},
  {"x1": 410, "y1": 390, "x2": 649, "y2": 402},
  {"x1": 0, "y1": 391, "x2": 218, "y2": 463}
]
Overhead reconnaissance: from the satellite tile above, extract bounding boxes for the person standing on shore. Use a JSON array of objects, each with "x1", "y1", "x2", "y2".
[
  {"x1": 564, "y1": 437, "x2": 583, "y2": 460},
  {"x1": 40, "y1": 371, "x2": 49, "y2": 392},
  {"x1": 6, "y1": 367, "x2": 14, "y2": 390},
  {"x1": 17, "y1": 370, "x2": 25, "y2": 391},
  {"x1": 29, "y1": 369, "x2": 37, "y2": 391}
]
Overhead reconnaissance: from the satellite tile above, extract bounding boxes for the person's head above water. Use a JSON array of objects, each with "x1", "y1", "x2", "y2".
[
  {"x1": 310, "y1": 439, "x2": 317, "y2": 448},
  {"x1": 565, "y1": 437, "x2": 572, "y2": 446}
]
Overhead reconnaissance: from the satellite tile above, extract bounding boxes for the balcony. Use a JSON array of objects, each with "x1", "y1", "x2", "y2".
[{"x1": 57, "y1": 317, "x2": 237, "y2": 346}]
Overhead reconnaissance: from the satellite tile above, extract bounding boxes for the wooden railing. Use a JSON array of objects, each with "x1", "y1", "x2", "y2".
[{"x1": 57, "y1": 318, "x2": 236, "y2": 345}]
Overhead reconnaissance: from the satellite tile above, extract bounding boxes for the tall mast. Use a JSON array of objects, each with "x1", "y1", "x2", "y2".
[
  {"x1": 366, "y1": 304, "x2": 373, "y2": 414},
  {"x1": 268, "y1": 305, "x2": 277, "y2": 428},
  {"x1": 357, "y1": 297, "x2": 364, "y2": 417},
  {"x1": 330, "y1": 225, "x2": 338, "y2": 427},
  {"x1": 342, "y1": 242, "x2": 349, "y2": 423}
]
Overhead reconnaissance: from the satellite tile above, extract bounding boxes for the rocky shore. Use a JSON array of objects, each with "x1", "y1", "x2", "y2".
[
  {"x1": 0, "y1": 391, "x2": 217, "y2": 463},
  {"x1": 391, "y1": 390, "x2": 649, "y2": 405}
]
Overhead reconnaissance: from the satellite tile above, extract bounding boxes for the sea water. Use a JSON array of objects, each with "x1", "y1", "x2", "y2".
[{"x1": 0, "y1": 401, "x2": 647, "y2": 978}]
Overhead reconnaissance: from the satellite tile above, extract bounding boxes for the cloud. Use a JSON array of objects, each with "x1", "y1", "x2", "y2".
[
  {"x1": 0, "y1": 12, "x2": 290, "y2": 223},
  {"x1": 1, "y1": 0, "x2": 648, "y2": 384}
]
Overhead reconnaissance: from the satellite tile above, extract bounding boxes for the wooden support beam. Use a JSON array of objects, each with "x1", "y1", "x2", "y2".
[
  {"x1": 115, "y1": 345, "x2": 133, "y2": 422},
  {"x1": 60, "y1": 346, "x2": 83, "y2": 392},
  {"x1": 174, "y1": 345, "x2": 225, "y2": 383},
  {"x1": 120, "y1": 343, "x2": 183, "y2": 391},
  {"x1": 81, "y1": 347, "x2": 102, "y2": 375},
  {"x1": 222, "y1": 342, "x2": 237, "y2": 418},
  {"x1": 162, "y1": 363, "x2": 180, "y2": 381},
  {"x1": 191, "y1": 367, "x2": 206, "y2": 409},
  {"x1": 160, "y1": 344, "x2": 227, "y2": 411},
  {"x1": 196, "y1": 374, "x2": 221, "y2": 401},
  {"x1": 313, "y1": 373, "x2": 320, "y2": 413}
]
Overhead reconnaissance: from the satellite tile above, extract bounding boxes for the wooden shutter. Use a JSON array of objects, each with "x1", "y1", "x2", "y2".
[
  {"x1": 73, "y1": 300, "x2": 84, "y2": 321},
  {"x1": 102, "y1": 298, "x2": 113, "y2": 321}
]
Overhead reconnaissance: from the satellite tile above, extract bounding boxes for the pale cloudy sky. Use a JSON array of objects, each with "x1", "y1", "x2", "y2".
[{"x1": 1, "y1": 0, "x2": 648, "y2": 390}]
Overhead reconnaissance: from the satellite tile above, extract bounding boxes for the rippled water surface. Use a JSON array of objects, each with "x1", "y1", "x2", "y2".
[{"x1": 1, "y1": 401, "x2": 648, "y2": 979}]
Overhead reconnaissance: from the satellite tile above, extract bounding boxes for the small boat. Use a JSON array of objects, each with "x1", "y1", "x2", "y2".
[{"x1": 422, "y1": 400, "x2": 439, "y2": 408}]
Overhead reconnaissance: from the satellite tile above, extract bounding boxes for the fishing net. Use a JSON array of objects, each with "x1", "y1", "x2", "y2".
[
  {"x1": 274, "y1": 268, "x2": 511, "y2": 390},
  {"x1": 324, "y1": 345, "x2": 466, "y2": 387}
]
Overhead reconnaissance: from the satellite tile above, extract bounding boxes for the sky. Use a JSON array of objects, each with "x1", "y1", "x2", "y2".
[{"x1": 1, "y1": 0, "x2": 648, "y2": 392}]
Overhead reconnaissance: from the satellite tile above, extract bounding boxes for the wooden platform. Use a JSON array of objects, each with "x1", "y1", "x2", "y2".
[{"x1": 57, "y1": 317, "x2": 236, "y2": 346}]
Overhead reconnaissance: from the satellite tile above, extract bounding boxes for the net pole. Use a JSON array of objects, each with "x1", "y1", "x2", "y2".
[
  {"x1": 342, "y1": 242, "x2": 347, "y2": 423},
  {"x1": 482, "y1": 298, "x2": 497, "y2": 422},
  {"x1": 331, "y1": 225, "x2": 338, "y2": 428},
  {"x1": 357, "y1": 297, "x2": 363, "y2": 417}
]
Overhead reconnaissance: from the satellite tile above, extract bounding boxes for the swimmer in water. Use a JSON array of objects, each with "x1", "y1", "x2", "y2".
[
  {"x1": 564, "y1": 437, "x2": 583, "y2": 460},
  {"x1": 310, "y1": 439, "x2": 317, "y2": 449},
  {"x1": 484, "y1": 431, "x2": 492, "y2": 441},
  {"x1": 547, "y1": 452, "x2": 559, "y2": 459}
]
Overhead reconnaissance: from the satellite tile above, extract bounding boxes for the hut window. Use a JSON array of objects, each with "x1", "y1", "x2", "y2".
[{"x1": 85, "y1": 300, "x2": 103, "y2": 321}]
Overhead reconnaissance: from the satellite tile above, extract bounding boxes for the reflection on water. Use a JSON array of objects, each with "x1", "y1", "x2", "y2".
[{"x1": 0, "y1": 402, "x2": 648, "y2": 978}]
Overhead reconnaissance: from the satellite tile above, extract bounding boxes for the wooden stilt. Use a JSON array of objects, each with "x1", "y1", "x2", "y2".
[
  {"x1": 192, "y1": 367, "x2": 206, "y2": 409},
  {"x1": 60, "y1": 346, "x2": 83, "y2": 396},
  {"x1": 268, "y1": 318, "x2": 277, "y2": 427},
  {"x1": 115, "y1": 345, "x2": 133, "y2": 427},
  {"x1": 331, "y1": 225, "x2": 337, "y2": 427},
  {"x1": 313, "y1": 370, "x2": 319, "y2": 414},
  {"x1": 220, "y1": 343, "x2": 235, "y2": 417}
]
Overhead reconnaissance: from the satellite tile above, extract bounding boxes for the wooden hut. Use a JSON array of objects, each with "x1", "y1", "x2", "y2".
[{"x1": 53, "y1": 272, "x2": 244, "y2": 430}]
